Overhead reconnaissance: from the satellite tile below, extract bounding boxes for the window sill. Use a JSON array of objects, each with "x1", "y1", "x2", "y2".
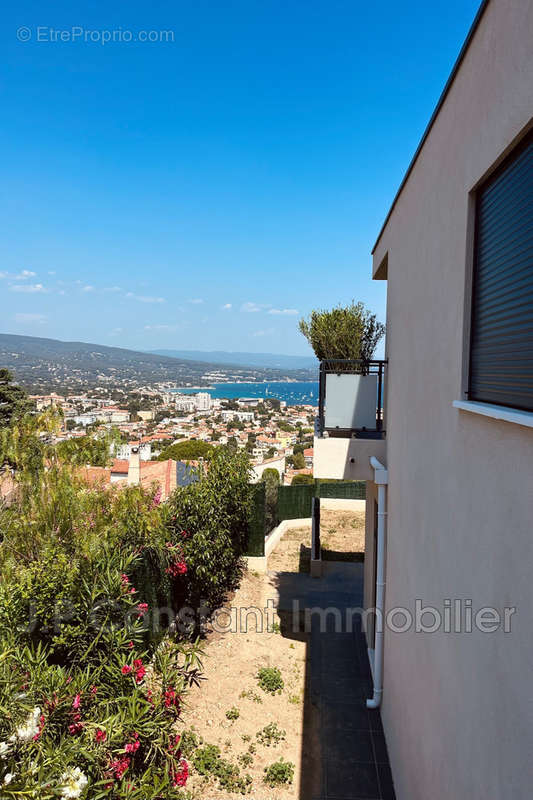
[{"x1": 453, "y1": 400, "x2": 533, "y2": 429}]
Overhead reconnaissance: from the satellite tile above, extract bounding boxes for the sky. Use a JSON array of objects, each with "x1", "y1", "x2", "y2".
[{"x1": 1, "y1": 0, "x2": 481, "y2": 356}]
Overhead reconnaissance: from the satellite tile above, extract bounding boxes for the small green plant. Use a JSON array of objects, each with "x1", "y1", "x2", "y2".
[
  {"x1": 256, "y1": 722, "x2": 286, "y2": 747},
  {"x1": 263, "y1": 758, "x2": 295, "y2": 787},
  {"x1": 226, "y1": 706, "x2": 240, "y2": 721},
  {"x1": 288, "y1": 693, "x2": 301, "y2": 705},
  {"x1": 269, "y1": 620, "x2": 281, "y2": 634},
  {"x1": 241, "y1": 733, "x2": 251, "y2": 743},
  {"x1": 238, "y1": 752, "x2": 254, "y2": 768},
  {"x1": 257, "y1": 666, "x2": 284, "y2": 694},
  {"x1": 180, "y1": 729, "x2": 201, "y2": 757},
  {"x1": 240, "y1": 688, "x2": 262, "y2": 703},
  {"x1": 192, "y1": 744, "x2": 252, "y2": 793}
]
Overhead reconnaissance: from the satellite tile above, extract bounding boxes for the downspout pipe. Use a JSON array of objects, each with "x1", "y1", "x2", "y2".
[{"x1": 367, "y1": 456, "x2": 388, "y2": 709}]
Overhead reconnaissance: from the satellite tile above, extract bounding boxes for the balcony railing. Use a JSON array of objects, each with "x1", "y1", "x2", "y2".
[{"x1": 318, "y1": 359, "x2": 387, "y2": 438}]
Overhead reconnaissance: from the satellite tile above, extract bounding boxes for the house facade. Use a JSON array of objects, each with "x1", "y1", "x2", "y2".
[{"x1": 314, "y1": 1, "x2": 533, "y2": 798}]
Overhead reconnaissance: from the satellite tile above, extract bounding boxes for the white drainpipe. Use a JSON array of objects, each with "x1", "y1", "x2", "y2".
[{"x1": 367, "y1": 455, "x2": 388, "y2": 710}]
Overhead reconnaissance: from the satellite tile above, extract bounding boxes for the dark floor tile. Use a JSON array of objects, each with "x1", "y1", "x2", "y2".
[
  {"x1": 326, "y1": 758, "x2": 380, "y2": 799},
  {"x1": 371, "y1": 731, "x2": 391, "y2": 764},
  {"x1": 377, "y1": 762, "x2": 396, "y2": 800},
  {"x1": 322, "y1": 679, "x2": 367, "y2": 703},
  {"x1": 366, "y1": 708, "x2": 384, "y2": 734},
  {"x1": 323, "y1": 700, "x2": 371, "y2": 732},
  {"x1": 326, "y1": 729, "x2": 374, "y2": 763}
]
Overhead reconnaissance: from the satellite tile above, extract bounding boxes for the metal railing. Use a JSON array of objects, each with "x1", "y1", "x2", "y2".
[{"x1": 318, "y1": 359, "x2": 387, "y2": 438}]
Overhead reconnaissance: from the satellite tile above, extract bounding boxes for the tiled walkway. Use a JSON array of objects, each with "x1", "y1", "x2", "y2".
[{"x1": 269, "y1": 563, "x2": 396, "y2": 800}]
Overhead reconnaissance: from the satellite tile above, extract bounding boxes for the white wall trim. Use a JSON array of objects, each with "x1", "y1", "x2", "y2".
[{"x1": 453, "y1": 400, "x2": 533, "y2": 429}]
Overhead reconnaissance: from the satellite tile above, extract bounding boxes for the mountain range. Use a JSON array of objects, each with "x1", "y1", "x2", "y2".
[
  {"x1": 0, "y1": 333, "x2": 316, "y2": 393},
  {"x1": 149, "y1": 349, "x2": 317, "y2": 370}
]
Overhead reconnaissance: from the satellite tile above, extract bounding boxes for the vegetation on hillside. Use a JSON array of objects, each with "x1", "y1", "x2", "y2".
[
  {"x1": 157, "y1": 440, "x2": 214, "y2": 462},
  {"x1": 0, "y1": 389, "x2": 255, "y2": 797}
]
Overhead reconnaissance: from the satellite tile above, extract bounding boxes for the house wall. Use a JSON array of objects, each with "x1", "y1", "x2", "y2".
[{"x1": 371, "y1": 2, "x2": 533, "y2": 799}]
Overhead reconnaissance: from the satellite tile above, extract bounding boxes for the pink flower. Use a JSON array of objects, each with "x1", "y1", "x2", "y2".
[
  {"x1": 121, "y1": 574, "x2": 130, "y2": 586},
  {"x1": 136, "y1": 602, "x2": 149, "y2": 619},
  {"x1": 72, "y1": 694, "x2": 82, "y2": 710},
  {"x1": 172, "y1": 759, "x2": 189, "y2": 787},
  {"x1": 125, "y1": 733, "x2": 140, "y2": 754},
  {"x1": 133, "y1": 658, "x2": 146, "y2": 683},
  {"x1": 68, "y1": 721, "x2": 83, "y2": 736},
  {"x1": 95, "y1": 728, "x2": 107, "y2": 743},
  {"x1": 122, "y1": 664, "x2": 133, "y2": 675},
  {"x1": 110, "y1": 756, "x2": 130, "y2": 780},
  {"x1": 90, "y1": 685, "x2": 98, "y2": 695},
  {"x1": 164, "y1": 686, "x2": 181, "y2": 711}
]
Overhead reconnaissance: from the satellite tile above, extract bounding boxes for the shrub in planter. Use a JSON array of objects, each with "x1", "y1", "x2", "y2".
[{"x1": 299, "y1": 301, "x2": 385, "y2": 361}]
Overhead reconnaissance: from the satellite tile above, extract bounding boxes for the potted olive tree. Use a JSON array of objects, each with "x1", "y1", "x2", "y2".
[{"x1": 299, "y1": 302, "x2": 385, "y2": 432}]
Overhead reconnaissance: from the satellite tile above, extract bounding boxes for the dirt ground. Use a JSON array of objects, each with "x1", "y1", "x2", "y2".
[
  {"x1": 179, "y1": 510, "x2": 365, "y2": 798},
  {"x1": 179, "y1": 571, "x2": 310, "y2": 799},
  {"x1": 268, "y1": 509, "x2": 366, "y2": 573}
]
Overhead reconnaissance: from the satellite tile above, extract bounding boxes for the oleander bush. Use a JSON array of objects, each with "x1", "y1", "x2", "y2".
[
  {"x1": 0, "y1": 412, "x2": 253, "y2": 797},
  {"x1": 167, "y1": 446, "x2": 253, "y2": 612}
]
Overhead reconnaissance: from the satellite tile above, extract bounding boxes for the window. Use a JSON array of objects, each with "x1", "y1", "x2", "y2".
[{"x1": 468, "y1": 130, "x2": 533, "y2": 412}]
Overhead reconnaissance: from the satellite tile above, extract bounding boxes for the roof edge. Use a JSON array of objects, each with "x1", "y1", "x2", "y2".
[{"x1": 371, "y1": 0, "x2": 490, "y2": 255}]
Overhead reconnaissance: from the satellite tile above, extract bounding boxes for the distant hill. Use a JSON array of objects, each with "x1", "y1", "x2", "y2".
[
  {"x1": 0, "y1": 333, "x2": 315, "y2": 393},
  {"x1": 150, "y1": 349, "x2": 318, "y2": 371}
]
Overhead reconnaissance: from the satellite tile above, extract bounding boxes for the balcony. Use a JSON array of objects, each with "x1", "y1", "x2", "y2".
[{"x1": 314, "y1": 359, "x2": 387, "y2": 481}]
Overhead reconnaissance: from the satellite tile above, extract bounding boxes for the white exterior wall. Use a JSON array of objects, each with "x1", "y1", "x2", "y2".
[{"x1": 371, "y1": 3, "x2": 533, "y2": 799}]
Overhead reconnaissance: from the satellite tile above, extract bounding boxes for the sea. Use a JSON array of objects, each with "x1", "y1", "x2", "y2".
[{"x1": 171, "y1": 381, "x2": 319, "y2": 407}]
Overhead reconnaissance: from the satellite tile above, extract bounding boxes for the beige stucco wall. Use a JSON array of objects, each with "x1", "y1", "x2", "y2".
[
  {"x1": 371, "y1": 2, "x2": 533, "y2": 799},
  {"x1": 313, "y1": 435, "x2": 386, "y2": 481}
]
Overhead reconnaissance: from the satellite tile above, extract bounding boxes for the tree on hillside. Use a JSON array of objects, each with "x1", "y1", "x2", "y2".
[
  {"x1": 261, "y1": 467, "x2": 280, "y2": 485},
  {"x1": 291, "y1": 473, "x2": 314, "y2": 485},
  {"x1": 292, "y1": 451, "x2": 306, "y2": 470},
  {"x1": 0, "y1": 369, "x2": 32, "y2": 427},
  {"x1": 299, "y1": 301, "x2": 385, "y2": 361},
  {"x1": 157, "y1": 440, "x2": 214, "y2": 462}
]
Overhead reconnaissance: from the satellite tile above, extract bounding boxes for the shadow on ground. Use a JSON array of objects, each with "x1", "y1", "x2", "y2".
[{"x1": 268, "y1": 563, "x2": 396, "y2": 800}]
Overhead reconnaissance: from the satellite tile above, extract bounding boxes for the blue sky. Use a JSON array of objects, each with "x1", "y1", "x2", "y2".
[{"x1": 1, "y1": 0, "x2": 481, "y2": 356}]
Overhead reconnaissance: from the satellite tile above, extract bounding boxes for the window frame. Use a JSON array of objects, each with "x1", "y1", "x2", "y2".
[{"x1": 460, "y1": 124, "x2": 533, "y2": 415}]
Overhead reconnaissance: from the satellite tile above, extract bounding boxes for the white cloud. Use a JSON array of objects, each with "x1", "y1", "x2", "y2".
[
  {"x1": 103, "y1": 286, "x2": 122, "y2": 293},
  {"x1": 144, "y1": 324, "x2": 179, "y2": 332},
  {"x1": 48, "y1": 270, "x2": 56, "y2": 275},
  {"x1": 14, "y1": 312, "x2": 47, "y2": 324},
  {"x1": 10, "y1": 283, "x2": 48, "y2": 293},
  {"x1": 82, "y1": 285, "x2": 94, "y2": 292},
  {"x1": 15, "y1": 269, "x2": 36, "y2": 280},
  {"x1": 110, "y1": 327, "x2": 123, "y2": 336},
  {"x1": 221, "y1": 303, "x2": 232, "y2": 310},
  {"x1": 188, "y1": 298, "x2": 204, "y2": 305},
  {"x1": 126, "y1": 292, "x2": 165, "y2": 304},
  {"x1": 253, "y1": 328, "x2": 275, "y2": 337},
  {"x1": 241, "y1": 301, "x2": 273, "y2": 313},
  {"x1": 268, "y1": 308, "x2": 299, "y2": 316},
  {"x1": 1, "y1": 269, "x2": 36, "y2": 280}
]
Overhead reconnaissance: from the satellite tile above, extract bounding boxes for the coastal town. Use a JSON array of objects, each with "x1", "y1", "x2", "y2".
[{"x1": 28, "y1": 385, "x2": 316, "y2": 497}]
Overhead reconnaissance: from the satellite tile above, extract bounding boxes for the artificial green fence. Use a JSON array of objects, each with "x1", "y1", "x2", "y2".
[
  {"x1": 246, "y1": 482, "x2": 267, "y2": 557},
  {"x1": 245, "y1": 480, "x2": 365, "y2": 556}
]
